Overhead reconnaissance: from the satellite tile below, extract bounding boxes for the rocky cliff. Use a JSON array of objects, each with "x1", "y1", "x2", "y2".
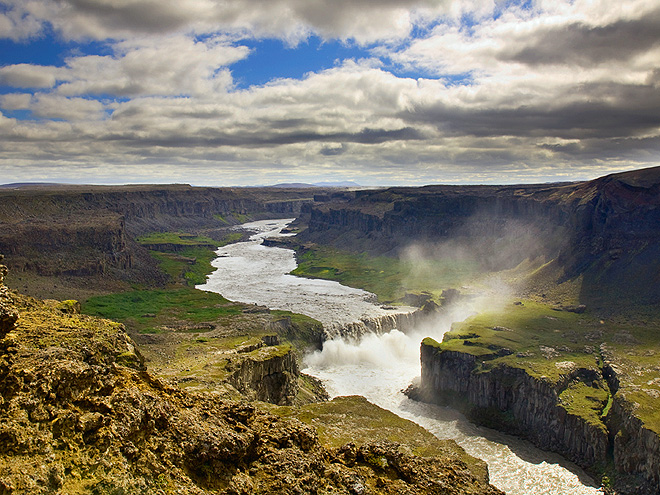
[
  {"x1": 0, "y1": 264, "x2": 503, "y2": 494},
  {"x1": 299, "y1": 166, "x2": 660, "y2": 307},
  {"x1": 414, "y1": 336, "x2": 660, "y2": 495},
  {"x1": 415, "y1": 344, "x2": 609, "y2": 467},
  {"x1": 0, "y1": 185, "x2": 317, "y2": 295},
  {"x1": 226, "y1": 337, "x2": 300, "y2": 405}
]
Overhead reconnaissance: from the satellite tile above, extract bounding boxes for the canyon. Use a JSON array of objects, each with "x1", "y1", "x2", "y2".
[{"x1": 0, "y1": 166, "x2": 659, "y2": 494}]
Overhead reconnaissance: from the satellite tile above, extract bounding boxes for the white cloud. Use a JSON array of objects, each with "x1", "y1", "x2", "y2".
[
  {"x1": 56, "y1": 34, "x2": 248, "y2": 97},
  {"x1": 31, "y1": 95, "x2": 107, "y2": 121},
  {"x1": 0, "y1": 93, "x2": 32, "y2": 110},
  {"x1": 0, "y1": 64, "x2": 62, "y2": 88},
  {"x1": 0, "y1": 4, "x2": 43, "y2": 41}
]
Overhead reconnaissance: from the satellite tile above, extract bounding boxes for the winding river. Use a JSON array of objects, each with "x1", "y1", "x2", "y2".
[{"x1": 198, "y1": 219, "x2": 602, "y2": 495}]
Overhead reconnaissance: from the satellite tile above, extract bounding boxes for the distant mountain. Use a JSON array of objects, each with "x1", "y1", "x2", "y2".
[
  {"x1": 271, "y1": 181, "x2": 361, "y2": 188},
  {"x1": 0, "y1": 182, "x2": 62, "y2": 189}
]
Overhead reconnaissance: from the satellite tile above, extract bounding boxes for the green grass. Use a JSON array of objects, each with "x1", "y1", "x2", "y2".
[
  {"x1": 559, "y1": 381, "x2": 609, "y2": 431},
  {"x1": 442, "y1": 300, "x2": 597, "y2": 380},
  {"x1": 142, "y1": 231, "x2": 243, "y2": 287},
  {"x1": 82, "y1": 288, "x2": 242, "y2": 333},
  {"x1": 291, "y1": 245, "x2": 476, "y2": 302},
  {"x1": 137, "y1": 232, "x2": 217, "y2": 246},
  {"x1": 273, "y1": 396, "x2": 479, "y2": 462}
]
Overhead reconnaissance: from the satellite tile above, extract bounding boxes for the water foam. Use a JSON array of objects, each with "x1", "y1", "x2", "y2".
[{"x1": 200, "y1": 218, "x2": 602, "y2": 495}]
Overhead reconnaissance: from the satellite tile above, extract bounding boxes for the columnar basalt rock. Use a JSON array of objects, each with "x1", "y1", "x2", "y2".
[
  {"x1": 227, "y1": 340, "x2": 300, "y2": 405},
  {"x1": 0, "y1": 256, "x2": 18, "y2": 338},
  {"x1": 415, "y1": 341, "x2": 660, "y2": 495}
]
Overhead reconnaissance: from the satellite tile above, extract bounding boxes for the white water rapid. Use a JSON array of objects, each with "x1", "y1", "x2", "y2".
[{"x1": 198, "y1": 219, "x2": 602, "y2": 495}]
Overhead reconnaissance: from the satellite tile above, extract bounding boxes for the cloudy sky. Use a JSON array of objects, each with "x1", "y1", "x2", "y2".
[{"x1": 1, "y1": 0, "x2": 659, "y2": 186}]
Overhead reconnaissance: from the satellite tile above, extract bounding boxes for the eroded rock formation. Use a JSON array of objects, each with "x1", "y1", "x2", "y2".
[
  {"x1": 0, "y1": 274, "x2": 503, "y2": 494},
  {"x1": 0, "y1": 257, "x2": 18, "y2": 338},
  {"x1": 414, "y1": 340, "x2": 660, "y2": 495}
]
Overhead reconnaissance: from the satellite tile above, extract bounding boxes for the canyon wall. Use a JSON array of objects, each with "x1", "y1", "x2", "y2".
[
  {"x1": 417, "y1": 344, "x2": 609, "y2": 466},
  {"x1": 415, "y1": 340, "x2": 660, "y2": 494},
  {"x1": 0, "y1": 185, "x2": 316, "y2": 282},
  {"x1": 300, "y1": 166, "x2": 660, "y2": 306}
]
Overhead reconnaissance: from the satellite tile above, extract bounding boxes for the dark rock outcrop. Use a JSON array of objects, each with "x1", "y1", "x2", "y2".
[
  {"x1": 0, "y1": 284, "x2": 503, "y2": 494},
  {"x1": 414, "y1": 340, "x2": 660, "y2": 495}
]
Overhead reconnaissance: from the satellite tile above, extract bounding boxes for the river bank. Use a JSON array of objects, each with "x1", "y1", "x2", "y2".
[{"x1": 198, "y1": 219, "x2": 602, "y2": 495}]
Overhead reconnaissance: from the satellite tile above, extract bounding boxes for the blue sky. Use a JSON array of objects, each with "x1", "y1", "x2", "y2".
[{"x1": 1, "y1": 0, "x2": 659, "y2": 186}]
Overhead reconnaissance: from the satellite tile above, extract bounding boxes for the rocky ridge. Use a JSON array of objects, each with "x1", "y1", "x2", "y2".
[{"x1": 0, "y1": 265, "x2": 503, "y2": 494}]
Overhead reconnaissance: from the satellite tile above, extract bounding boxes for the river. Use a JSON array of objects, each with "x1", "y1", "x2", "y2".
[{"x1": 198, "y1": 219, "x2": 602, "y2": 495}]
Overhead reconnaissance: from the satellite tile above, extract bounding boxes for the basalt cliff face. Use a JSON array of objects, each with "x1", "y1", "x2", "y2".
[
  {"x1": 0, "y1": 185, "x2": 316, "y2": 292},
  {"x1": 0, "y1": 265, "x2": 503, "y2": 495},
  {"x1": 226, "y1": 337, "x2": 300, "y2": 406},
  {"x1": 415, "y1": 346, "x2": 609, "y2": 467},
  {"x1": 414, "y1": 340, "x2": 660, "y2": 495},
  {"x1": 300, "y1": 166, "x2": 660, "y2": 307}
]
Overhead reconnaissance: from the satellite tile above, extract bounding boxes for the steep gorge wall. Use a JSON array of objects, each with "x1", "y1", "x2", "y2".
[
  {"x1": 603, "y1": 360, "x2": 660, "y2": 491},
  {"x1": 303, "y1": 183, "x2": 574, "y2": 267},
  {"x1": 301, "y1": 167, "x2": 660, "y2": 305},
  {"x1": 416, "y1": 342, "x2": 660, "y2": 494},
  {"x1": 0, "y1": 185, "x2": 315, "y2": 279},
  {"x1": 417, "y1": 345, "x2": 608, "y2": 466}
]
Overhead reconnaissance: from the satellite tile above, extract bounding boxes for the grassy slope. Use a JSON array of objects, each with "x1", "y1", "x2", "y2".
[
  {"x1": 292, "y1": 244, "x2": 477, "y2": 303},
  {"x1": 84, "y1": 231, "x2": 242, "y2": 333},
  {"x1": 269, "y1": 395, "x2": 490, "y2": 481},
  {"x1": 292, "y1": 244, "x2": 660, "y2": 437}
]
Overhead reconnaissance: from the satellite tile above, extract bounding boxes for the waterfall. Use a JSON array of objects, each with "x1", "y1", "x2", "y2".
[
  {"x1": 322, "y1": 308, "x2": 431, "y2": 340},
  {"x1": 199, "y1": 218, "x2": 601, "y2": 495}
]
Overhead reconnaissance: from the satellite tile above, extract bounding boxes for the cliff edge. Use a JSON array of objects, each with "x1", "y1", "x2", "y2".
[
  {"x1": 411, "y1": 300, "x2": 660, "y2": 495},
  {"x1": 0, "y1": 263, "x2": 502, "y2": 494}
]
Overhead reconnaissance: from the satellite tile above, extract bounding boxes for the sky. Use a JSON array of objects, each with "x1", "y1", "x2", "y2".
[{"x1": 1, "y1": 0, "x2": 659, "y2": 187}]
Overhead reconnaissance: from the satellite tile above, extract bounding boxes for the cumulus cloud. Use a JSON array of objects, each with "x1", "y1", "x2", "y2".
[
  {"x1": 30, "y1": 95, "x2": 107, "y2": 121},
  {"x1": 0, "y1": 0, "x2": 659, "y2": 185},
  {"x1": 56, "y1": 35, "x2": 248, "y2": 97},
  {"x1": 0, "y1": 93, "x2": 32, "y2": 110},
  {"x1": 0, "y1": 64, "x2": 62, "y2": 88}
]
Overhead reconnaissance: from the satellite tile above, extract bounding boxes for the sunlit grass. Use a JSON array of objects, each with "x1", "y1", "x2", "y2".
[{"x1": 291, "y1": 244, "x2": 476, "y2": 302}]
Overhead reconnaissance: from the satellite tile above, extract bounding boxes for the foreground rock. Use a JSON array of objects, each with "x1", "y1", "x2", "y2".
[{"x1": 0, "y1": 278, "x2": 502, "y2": 493}]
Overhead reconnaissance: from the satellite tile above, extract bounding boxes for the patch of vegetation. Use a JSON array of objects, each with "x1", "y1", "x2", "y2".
[
  {"x1": 137, "y1": 232, "x2": 217, "y2": 246},
  {"x1": 559, "y1": 381, "x2": 609, "y2": 431},
  {"x1": 292, "y1": 245, "x2": 476, "y2": 303},
  {"x1": 274, "y1": 396, "x2": 476, "y2": 460},
  {"x1": 245, "y1": 343, "x2": 293, "y2": 360},
  {"x1": 82, "y1": 288, "x2": 242, "y2": 333},
  {"x1": 442, "y1": 300, "x2": 595, "y2": 379},
  {"x1": 141, "y1": 231, "x2": 242, "y2": 287}
]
